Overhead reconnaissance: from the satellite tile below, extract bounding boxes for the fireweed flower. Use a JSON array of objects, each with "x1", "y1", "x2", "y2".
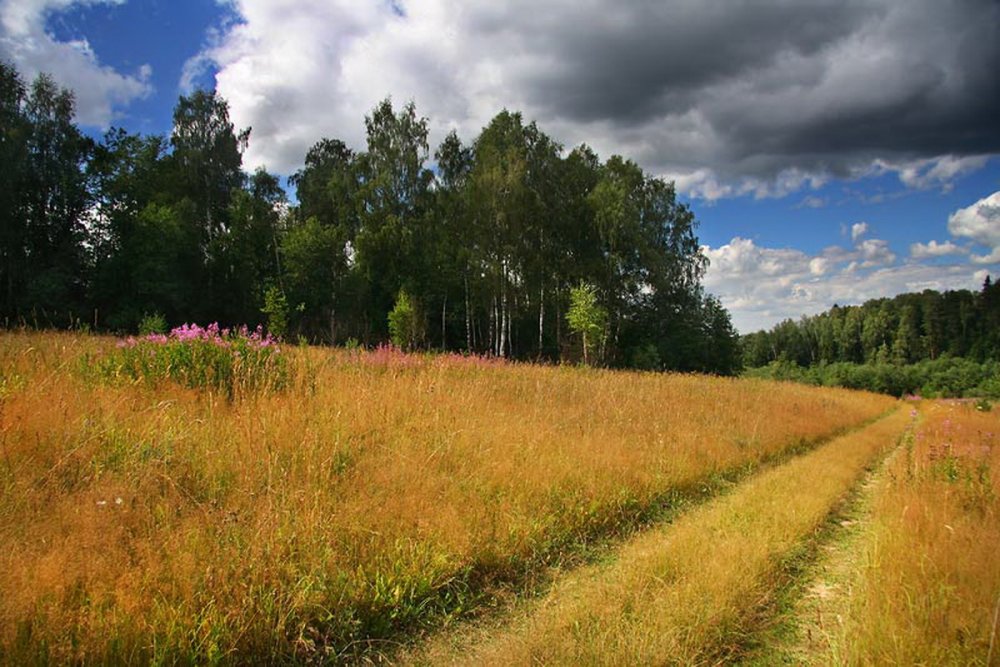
[
  {"x1": 120, "y1": 321, "x2": 285, "y2": 352},
  {"x1": 104, "y1": 322, "x2": 288, "y2": 395}
]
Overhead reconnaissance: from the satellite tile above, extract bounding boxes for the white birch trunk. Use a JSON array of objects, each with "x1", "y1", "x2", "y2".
[{"x1": 498, "y1": 260, "x2": 508, "y2": 358}]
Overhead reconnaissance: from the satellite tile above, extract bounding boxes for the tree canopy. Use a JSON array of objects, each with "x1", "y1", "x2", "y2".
[
  {"x1": 0, "y1": 61, "x2": 740, "y2": 374},
  {"x1": 741, "y1": 281, "x2": 1000, "y2": 369}
]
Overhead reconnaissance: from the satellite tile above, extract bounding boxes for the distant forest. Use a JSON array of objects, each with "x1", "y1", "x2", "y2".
[
  {"x1": 0, "y1": 61, "x2": 740, "y2": 373},
  {"x1": 742, "y1": 282, "x2": 1000, "y2": 397}
]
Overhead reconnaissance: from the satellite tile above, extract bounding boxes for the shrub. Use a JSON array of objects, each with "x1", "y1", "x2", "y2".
[
  {"x1": 388, "y1": 289, "x2": 423, "y2": 351},
  {"x1": 261, "y1": 286, "x2": 289, "y2": 340},
  {"x1": 138, "y1": 312, "x2": 168, "y2": 336},
  {"x1": 567, "y1": 282, "x2": 608, "y2": 365},
  {"x1": 101, "y1": 322, "x2": 288, "y2": 397},
  {"x1": 629, "y1": 343, "x2": 661, "y2": 371}
]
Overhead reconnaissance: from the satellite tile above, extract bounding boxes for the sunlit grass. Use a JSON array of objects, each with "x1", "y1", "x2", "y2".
[
  {"x1": 832, "y1": 400, "x2": 1000, "y2": 665},
  {"x1": 0, "y1": 331, "x2": 895, "y2": 662},
  {"x1": 406, "y1": 406, "x2": 909, "y2": 665}
]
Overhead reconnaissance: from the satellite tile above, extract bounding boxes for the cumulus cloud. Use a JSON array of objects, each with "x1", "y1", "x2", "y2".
[
  {"x1": 809, "y1": 257, "x2": 831, "y2": 276},
  {"x1": 857, "y1": 238, "x2": 896, "y2": 267},
  {"x1": 892, "y1": 155, "x2": 991, "y2": 191},
  {"x1": 971, "y1": 247, "x2": 1000, "y2": 265},
  {"x1": 909, "y1": 239, "x2": 966, "y2": 259},
  {"x1": 0, "y1": 0, "x2": 152, "y2": 126},
  {"x1": 704, "y1": 237, "x2": 988, "y2": 332},
  {"x1": 187, "y1": 0, "x2": 999, "y2": 190},
  {"x1": 947, "y1": 191, "x2": 1000, "y2": 265},
  {"x1": 851, "y1": 222, "x2": 869, "y2": 242},
  {"x1": 948, "y1": 191, "x2": 1000, "y2": 245}
]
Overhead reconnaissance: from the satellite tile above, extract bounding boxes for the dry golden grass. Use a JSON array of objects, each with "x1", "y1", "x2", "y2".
[
  {"x1": 404, "y1": 405, "x2": 908, "y2": 666},
  {"x1": 0, "y1": 331, "x2": 894, "y2": 663},
  {"x1": 831, "y1": 400, "x2": 1000, "y2": 665}
]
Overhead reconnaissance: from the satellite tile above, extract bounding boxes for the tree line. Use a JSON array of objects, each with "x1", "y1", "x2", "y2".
[
  {"x1": 742, "y1": 281, "x2": 1000, "y2": 368},
  {"x1": 0, "y1": 61, "x2": 739, "y2": 373},
  {"x1": 741, "y1": 281, "x2": 1000, "y2": 398}
]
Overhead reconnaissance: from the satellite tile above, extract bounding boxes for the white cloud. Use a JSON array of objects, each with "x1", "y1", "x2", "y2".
[
  {"x1": 948, "y1": 191, "x2": 1000, "y2": 246},
  {"x1": 186, "y1": 0, "x2": 997, "y2": 191},
  {"x1": 909, "y1": 239, "x2": 966, "y2": 259},
  {"x1": 704, "y1": 236, "x2": 989, "y2": 333},
  {"x1": 666, "y1": 168, "x2": 737, "y2": 202},
  {"x1": 947, "y1": 190, "x2": 1000, "y2": 267},
  {"x1": 662, "y1": 166, "x2": 828, "y2": 201},
  {"x1": 798, "y1": 195, "x2": 826, "y2": 209},
  {"x1": 809, "y1": 257, "x2": 830, "y2": 276},
  {"x1": 971, "y1": 247, "x2": 1000, "y2": 265},
  {"x1": 850, "y1": 221, "x2": 868, "y2": 242},
  {"x1": 857, "y1": 238, "x2": 896, "y2": 267},
  {"x1": 0, "y1": 0, "x2": 152, "y2": 126},
  {"x1": 892, "y1": 155, "x2": 990, "y2": 191},
  {"x1": 193, "y1": 0, "x2": 487, "y2": 173}
]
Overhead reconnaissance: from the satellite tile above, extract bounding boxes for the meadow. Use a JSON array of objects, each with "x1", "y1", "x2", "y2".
[
  {"x1": 404, "y1": 406, "x2": 911, "y2": 665},
  {"x1": 3, "y1": 330, "x2": 993, "y2": 665},
  {"x1": 0, "y1": 330, "x2": 899, "y2": 663},
  {"x1": 828, "y1": 399, "x2": 1000, "y2": 665}
]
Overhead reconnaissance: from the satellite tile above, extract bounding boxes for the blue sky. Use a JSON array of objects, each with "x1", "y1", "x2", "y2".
[{"x1": 2, "y1": 0, "x2": 998, "y2": 332}]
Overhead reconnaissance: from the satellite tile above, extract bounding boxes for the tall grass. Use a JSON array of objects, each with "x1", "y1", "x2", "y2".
[
  {"x1": 0, "y1": 331, "x2": 895, "y2": 663},
  {"x1": 97, "y1": 322, "x2": 288, "y2": 398},
  {"x1": 833, "y1": 400, "x2": 1000, "y2": 665},
  {"x1": 406, "y1": 407, "x2": 909, "y2": 665}
]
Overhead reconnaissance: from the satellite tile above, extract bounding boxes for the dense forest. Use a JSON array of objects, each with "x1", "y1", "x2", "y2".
[
  {"x1": 0, "y1": 61, "x2": 739, "y2": 373},
  {"x1": 742, "y1": 283, "x2": 1000, "y2": 397}
]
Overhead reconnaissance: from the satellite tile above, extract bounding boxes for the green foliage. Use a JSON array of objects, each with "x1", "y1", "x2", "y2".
[
  {"x1": 354, "y1": 99, "x2": 433, "y2": 333},
  {"x1": 567, "y1": 282, "x2": 608, "y2": 364},
  {"x1": 289, "y1": 138, "x2": 358, "y2": 231},
  {"x1": 743, "y1": 282, "x2": 1000, "y2": 369},
  {"x1": 388, "y1": 289, "x2": 423, "y2": 351},
  {"x1": 168, "y1": 89, "x2": 248, "y2": 241},
  {"x1": 1, "y1": 59, "x2": 733, "y2": 375},
  {"x1": 280, "y1": 217, "x2": 347, "y2": 341},
  {"x1": 744, "y1": 357, "x2": 1000, "y2": 399},
  {"x1": 138, "y1": 312, "x2": 167, "y2": 335},
  {"x1": 742, "y1": 281, "x2": 1000, "y2": 396},
  {"x1": 1, "y1": 66, "x2": 91, "y2": 324},
  {"x1": 629, "y1": 343, "x2": 661, "y2": 371},
  {"x1": 100, "y1": 324, "x2": 288, "y2": 398},
  {"x1": 261, "y1": 286, "x2": 289, "y2": 340}
]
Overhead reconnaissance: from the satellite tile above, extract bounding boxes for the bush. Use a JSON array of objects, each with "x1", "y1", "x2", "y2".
[
  {"x1": 101, "y1": 322, "x2": 288, "y2": 398},
  {"x1": 567, "y1": 282, "x2": 608, "y2": 365},
  {"x1": 629, "y1": 343, "x2": 661, "y2": 371},
  {"x1": 138, "y1": 312, "x2": 168, "y2": 336},
  {"x1": 388, "y1": 289, "x2": 423, "y2": 351},
  {"x1": 261, "y1": 286, "x2": 289, "y2": 340}
]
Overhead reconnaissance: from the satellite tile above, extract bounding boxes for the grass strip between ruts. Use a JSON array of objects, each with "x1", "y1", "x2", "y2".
[{"x1": 407, "y1": 406, "x2": 910, "y2": 665}]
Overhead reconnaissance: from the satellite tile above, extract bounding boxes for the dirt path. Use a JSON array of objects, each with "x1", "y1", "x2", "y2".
[
  {"x1": 740, "y1": 413, "x2": 915, "y2": 665},
  {"x1": 396, "y1": 408, "x2": 910, "y2": 665}
]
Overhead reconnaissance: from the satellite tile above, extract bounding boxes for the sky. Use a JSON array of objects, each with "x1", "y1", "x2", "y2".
[{"x1": 2, "y1": 0, "x2": 998, "y2": 333}]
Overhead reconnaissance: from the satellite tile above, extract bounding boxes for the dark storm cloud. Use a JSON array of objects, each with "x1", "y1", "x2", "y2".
[
  {"x1": 194, "y1": 0, "x2": 997, "y2": 191},
  {"x1": 482, "y1": 0, "x2": 999, "y2": 181},
  {"x1": 513, "y1": 1, "x2": 878, "y2": 124}
]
